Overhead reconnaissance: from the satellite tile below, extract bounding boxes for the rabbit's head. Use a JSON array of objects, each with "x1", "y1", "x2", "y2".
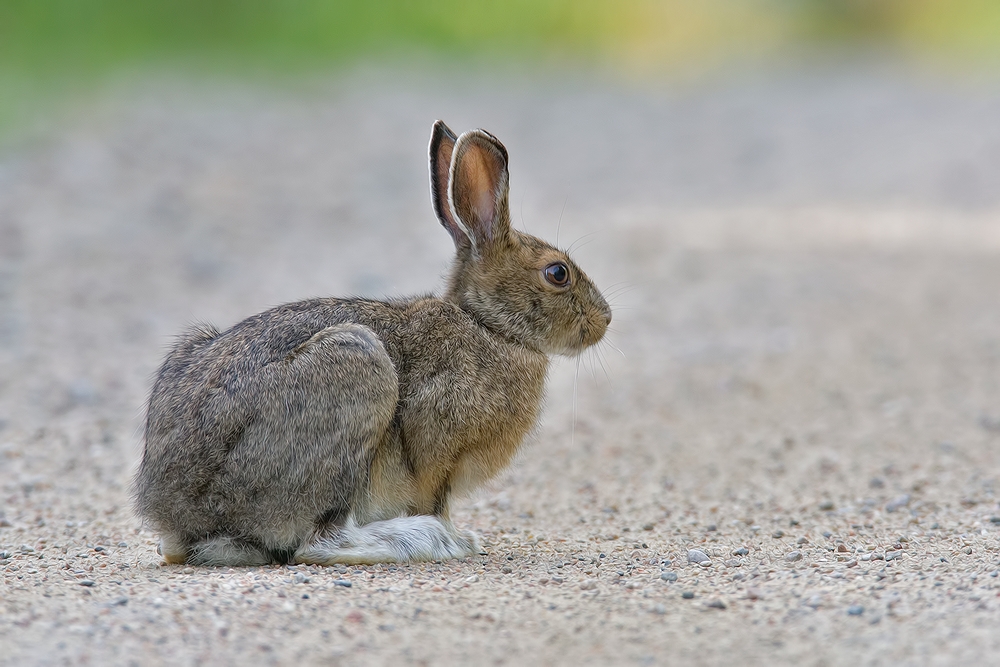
[{"x1": 430, "y1": 121, "x2": 611, "y2": 356}]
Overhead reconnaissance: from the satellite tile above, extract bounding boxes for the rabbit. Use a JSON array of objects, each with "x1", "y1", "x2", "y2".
[{"x1": 133, "y1": 121, "x2": 612, "y2": 566}]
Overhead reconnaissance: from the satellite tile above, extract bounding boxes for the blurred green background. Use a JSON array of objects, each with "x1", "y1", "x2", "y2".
[{"x1": 1, "y1": 0, "x2": 999, "y2": 134}]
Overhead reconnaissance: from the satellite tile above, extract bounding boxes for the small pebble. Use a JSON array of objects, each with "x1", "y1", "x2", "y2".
[
  {"x1": 706, "y1": 600, "x2": 726, "y2": 610},
  {"x1": 78, "y1": 580, "x2": 96, "y2": 587},
  {"x1": 990, "y1": 517, "x2": 1000, "y2": 525},
  {"x1": 687, "y1": 549, "x2": 711, "y2": 565},
  {"x1": 796, "y1": 537, "x2": 808, "y2": 545},
  {"x1": 785, "y1": 551, "x2": 802, "y2": 562},
  {"x1": 706, "y1": 524, "x2": 717, "y2": 532},
  {"x1": 822, "y1": 531, "x2": 833, "y2": 538},
  {"x1": 117, "y1": 542, "x2": 128, "y2": 548},
  {"x1": 651, "y1": 603, "x2": 667, "y2": 615},
  {"x1": 847, "y1": 605, "x2": 864, "y2": 616},
  {"x1": 885, "y1": 551, "x2": 902, "y2": 561},
  {"x1": 819, "y1": 501, "x2": 835, "y2": 511},
  {"x1": 580, "y1": 580, "x2": 597, "y2": 591},
  {"x1": 333, "y1": 579, "x2": 352, "y2": 587},
  {"x1": 681, "y1": 591, "x2": 695, "y2": 599},
  {"x1": 642, "y1": 523, "x2": 655, "y2": 531},
  {"x1": 990, "y1": 571, "x2": 998, "y2": 578},
  {"x1": 105, "y1": 597, "x2": 128, "y2": 607},
  {"x1": 885, "y1": 495, "x2": 910, "y2": 513},
  {"x1": 962, "y1": 546, "x2": 973, "y2": 555},
  {"x1": 660, "y1": 572, "x2": 678, "y2": 582},
  {"x1": 0, "y1": 551, "x2": 11, "y2": 560},
  {"x1": 733, "y1": 548, "x2": 749, "y2": 556},
  {"x1": 294, "y1": 573, "x2": 310, "y2": 583},
  {"x1": 772, "y1": 530, "x2": 785, "y2": 538},
  {"x1": 19, "y1": 545, "x2": 34, "y2": 553}
]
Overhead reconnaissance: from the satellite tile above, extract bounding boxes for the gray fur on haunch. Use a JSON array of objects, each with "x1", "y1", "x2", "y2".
[{"x1": 133, "y1": 122, "x2": 611, "y2": 566}]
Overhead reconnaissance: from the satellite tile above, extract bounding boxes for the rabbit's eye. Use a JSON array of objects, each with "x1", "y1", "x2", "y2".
[{"x1": 544, "y1": 262, "x2": 570, "y2": 287}]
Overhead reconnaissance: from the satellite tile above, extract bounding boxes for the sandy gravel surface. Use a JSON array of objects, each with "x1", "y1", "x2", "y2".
[{"x1": 2, "y1": 66, "x2": 1000, "y2": 665}]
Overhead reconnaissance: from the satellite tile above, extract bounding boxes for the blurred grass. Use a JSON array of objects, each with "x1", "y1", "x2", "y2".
[{"x1": 1, "y1": 0, "x2": 999, "y2": 135}]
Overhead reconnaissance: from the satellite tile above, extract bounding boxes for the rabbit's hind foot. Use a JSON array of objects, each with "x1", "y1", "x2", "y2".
[
  {"x1": 294, "y1": 515, "x2": 482, "y2": 565},
  {"x1": 182, "y1": 536, "x2": 272, "y2": 567},
  {"x1": 157, "y1": 534, "x2": 189, "y2": 564}
]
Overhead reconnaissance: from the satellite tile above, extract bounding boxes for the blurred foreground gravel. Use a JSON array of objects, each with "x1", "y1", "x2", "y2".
[{"x1": 2, "y1": 64, "x2": 1000, "y2": 665}]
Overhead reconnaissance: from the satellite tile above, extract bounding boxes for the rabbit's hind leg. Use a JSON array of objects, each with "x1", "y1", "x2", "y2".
[
  {"x1": 217, "y1": 322, "x2": 399, "y2": 562},
  {"x1": 155, "y1": 533, "x2": 272, "y2": 567},
  {"x1": 186, "y1": 536, "x2": 271, "y2": 567},
  {"x1": 293, "y1": 515, "x2": 481, "y2": 565}
]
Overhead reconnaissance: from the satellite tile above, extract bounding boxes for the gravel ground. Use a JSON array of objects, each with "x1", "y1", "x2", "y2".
[{"x1": 2, "y1": 64, "x2": 1000, "y2": 665}]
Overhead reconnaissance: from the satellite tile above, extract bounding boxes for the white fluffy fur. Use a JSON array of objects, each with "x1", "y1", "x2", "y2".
[{"x1": 294, "y1": 515, "x2": 482, "y2": 565}]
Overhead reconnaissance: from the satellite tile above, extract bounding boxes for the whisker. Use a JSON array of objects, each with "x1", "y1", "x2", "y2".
[
  {"x1": 567, "y1": 237, "x2": 598, "y2": 255},
  {"x1": 604, "y1": 284, "x2": 637, "y2": 296},
  {"x1": 595, "y1": 346, "x2": 613, "y2": 388},
  {"x1": 605, "y1": 302, "x2": 637, "y2": 312},
  {"x1": 604, "y1": 287, "x2": 637, "y2": 301},
  {"x1": 601, "y1": 285, "x2": 635, "y2": 298},
  {"x1": 572, "y1": 355, "x2": 581, "y2": 448},
  {"x1": 519, "y1": 191, "x2": 528, "y2": 233},
  {"x1": 602, "y1": 339, "x2": 627, "y2": 359},
  {"x1": 585, "y1": 349, "x2": 600, "y2": 384},
  {"x1": 556, "y1": 196, "x2": 568, "y2": 248},
  {"x1": 566, "y1": 231, "x2": 600, "y2": 255}
]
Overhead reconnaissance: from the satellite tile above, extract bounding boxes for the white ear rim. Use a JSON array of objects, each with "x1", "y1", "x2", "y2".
[
  {"x1": 446, "y1": 133, "x2": 478, "y2": 256},
  {"x1": 446, "y1": 129, "x2": 508, "y2": 257}
]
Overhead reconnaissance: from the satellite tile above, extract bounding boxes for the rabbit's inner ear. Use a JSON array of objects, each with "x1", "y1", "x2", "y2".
[
  {"x1": 450, "y1": 131, "x2": 509, "y2": 251},
  {"x1": 429, "y1": 121, "x2": 469, "y2": 249}
]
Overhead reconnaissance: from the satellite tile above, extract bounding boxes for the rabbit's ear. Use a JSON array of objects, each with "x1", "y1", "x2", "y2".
[
  {"x1": 429, "y1": 121, "x2": 470, "y2": 250},
  {"x1": 449, "y1": 129, "x2": 510, "y2": 254}
]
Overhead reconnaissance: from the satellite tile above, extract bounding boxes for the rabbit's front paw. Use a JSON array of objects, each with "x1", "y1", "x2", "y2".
[{"x1": 453, "y1": 529, "x2": 485, "y2": 557}]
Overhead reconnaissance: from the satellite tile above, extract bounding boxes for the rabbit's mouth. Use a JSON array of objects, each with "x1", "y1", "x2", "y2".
[
  {"x1": 546, "y1": 319, "x2": 608, "y2": 356},
  {"x1": 579, "y1": 321, "x2": 608, "y2": 350}
]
